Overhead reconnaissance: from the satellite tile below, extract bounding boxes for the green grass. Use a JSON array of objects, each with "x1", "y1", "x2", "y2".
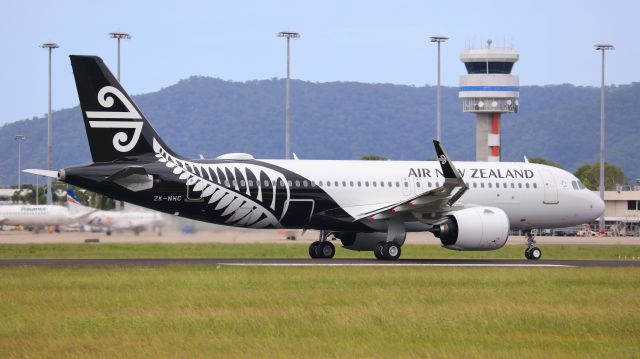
[
  {"x1": 0, "y1": 266, "x2": 639, "y2": 358},
  {"x1": 1, "y1": 242, "x2": 640, "y2": 260}
]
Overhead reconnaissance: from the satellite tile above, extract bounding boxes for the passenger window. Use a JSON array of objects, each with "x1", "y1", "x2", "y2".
[
  {"x1": 303, "y1": 180, "x2": 308, "y2": 187},
  {"x1": 342, "y1": 181, "x2": 346, "y2": 187},
  {"x1": 319, "y1": 181, "x2": 323, "y2": 186},
  {"x1": 525, "y1": 183, "x2": 530, "y2": 189},
  {"x1": 480, "y1": 182, "x2": 485, "y2": 189},
  {"x1": 240, "y1": 180, "x2": 246, "y2": 187},
  {"x1": 518, "y1": 183, "x2": 522, "y2": 189},
  {"x1": 232, "y1": 180, "x2": 238, "y2": 187},
  {"x1": 473, "y1": 182, "x2": 477, "y2": 188},
  {"x1": 503, "y1": 183, "x2": 507, "y2": 189},
  {"x1": 287, "y1": 180, "x2": 293, "y2": 187},
  {"x1": 380, "y1": 181, "x2": 385, "y2": 187},
  {"x1": 350, "y1": 181, "x2": 354, "y2": 187},
  {"x1": 396, "y1": 182, "x2": 400, "y2": 187},
  {"x1": 388, "y1": 181, "x2": 392, "y2": 187},
  {"x1": 326, "y1": 181, "x2": 331, "y2": 187},
  {"x1": 510, "y1": 183, "x2": 515, "y2": 189},
  {"x1": 403, "y1": 182, "x2": 409, "y2": 188},
  {"x1": 416, "y1": 182, "x2": 421, "y2": 188},
  {"x1": 358, "y1": 181, "x2": 362, "y2": 187},
  {"x1": 372, "y1": 181, "x2": 377, "y2": 187},
  {"x1": 264, "y1": 180, "x2": 269, "y2": 187},
  {"x1": 488, "y1": 183, "x2": 492, "y2": 188},
  {"x1": 365, "y1": 181, "x2": 369, "y2": 187},
  {"x1": 533, "y1": 183, "x2": 537, "y2": 189},
  {"x1": 428, "y1": 182, "x2": 432, "y2": 188}
]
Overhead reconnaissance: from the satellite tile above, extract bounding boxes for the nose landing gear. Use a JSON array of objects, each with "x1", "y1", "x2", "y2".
[{"x1": 524, "y1": 231, "x2": 541, "y2": 260}]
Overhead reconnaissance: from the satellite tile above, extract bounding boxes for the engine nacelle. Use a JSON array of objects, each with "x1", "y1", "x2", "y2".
[
  {"x1": 336, "y1": 232, "x2": 387, "y2": 251},
  {"x1": 432, "y1": 206, "x2": 509, "y2": 250}
]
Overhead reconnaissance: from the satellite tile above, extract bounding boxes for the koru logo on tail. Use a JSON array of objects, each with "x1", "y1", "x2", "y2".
[{"x1": 86, "y1": 86, "x2": 143, "y2": 152}]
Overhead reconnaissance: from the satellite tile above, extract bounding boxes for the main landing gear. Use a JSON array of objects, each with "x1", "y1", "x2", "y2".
[
  {"x1": 309, "y1": 230, "x2": 335, "y2": 259},
  {"x1": 524, "y1": 231, "x2": 541, "y2": 260},
  {"x1": 373, "y1": 241, "x2": 402, "y2": 260},
  {"x1": 374, "y1": 217, "x2": 406, "y2": 261}
]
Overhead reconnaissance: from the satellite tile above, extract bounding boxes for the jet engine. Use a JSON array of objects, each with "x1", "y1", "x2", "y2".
[
  {"x1": 336, "y1": 232, "x2": 388, "y2": 251},
  {"x1": 431, "y1": 207, "x2": 509, "y2": 250}
]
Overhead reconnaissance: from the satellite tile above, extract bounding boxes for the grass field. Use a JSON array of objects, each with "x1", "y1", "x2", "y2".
[
  {"x1": 1, "y1": 242, "x2": 640, "y2": 260},
  {"x1": 1, "y1": 265, "x2": 639, "y2": 358},
  {"x1": 1, "y1": 243, "x2": 639, "y2": 358}
]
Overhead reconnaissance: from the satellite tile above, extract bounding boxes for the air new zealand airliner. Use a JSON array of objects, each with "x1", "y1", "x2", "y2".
[{"x1": 27, "y1": 56, "x2": 604, "y2": 260}]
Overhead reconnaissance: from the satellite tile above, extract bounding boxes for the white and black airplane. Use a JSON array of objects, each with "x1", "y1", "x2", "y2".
[{"x1": 26, "y1": 55, "x2": 604, "y2": 260}]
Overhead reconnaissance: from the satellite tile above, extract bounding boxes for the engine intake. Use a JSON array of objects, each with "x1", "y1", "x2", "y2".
[{"x1": 431, "y1": 207, "x2": 509, "y2": 250}]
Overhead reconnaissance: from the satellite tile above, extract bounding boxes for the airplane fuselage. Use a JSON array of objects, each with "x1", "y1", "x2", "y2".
[
  {"x1": 0, "y1": 205, "x2": 73, "y2": 227},
  {"x1": 61, "y1": 153, "x2": 603, "y2": 233}
]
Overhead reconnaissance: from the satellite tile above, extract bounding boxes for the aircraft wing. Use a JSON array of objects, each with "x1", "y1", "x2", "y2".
[
  {"x1": 72, "y1": 209, "x2": 99, "y2": 223},
  {"x1": 355, "y1": 140, "x2": 468, "y2": 222}
]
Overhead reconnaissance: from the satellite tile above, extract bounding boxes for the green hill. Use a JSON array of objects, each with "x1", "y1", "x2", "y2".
[{"x1": 1, "y1": 78, "x2": 638, "y2": 185}]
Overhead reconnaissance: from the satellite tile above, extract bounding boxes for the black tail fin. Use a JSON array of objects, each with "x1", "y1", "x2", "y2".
[{"x1": 70, "y1": 55, "x2": 178, "y2": 163}]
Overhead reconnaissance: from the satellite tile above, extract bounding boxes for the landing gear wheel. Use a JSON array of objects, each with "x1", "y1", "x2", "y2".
[
  {"x1": 319, "y1": 242, "x2": 335, "y2": 259},
  {"x1": 381, "y1": 242, "x2": 402, "y2": 260},
  {"x1": 524, "y1": 230, "x2": 540, "y2": 260},
  {"x1": 309, "y1": 241, "x2": 321, "y2": 259},
  {"x1": 529, "y1": 246, "x2": 542, "y2": 260},
  {"x1": 374, "y1": 242, "x2": 385, "y2": 260}
]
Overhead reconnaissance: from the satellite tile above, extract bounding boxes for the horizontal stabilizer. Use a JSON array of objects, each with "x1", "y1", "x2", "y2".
[{"x1": 23, "y1": 169, "x2": 58, "y2": 178}]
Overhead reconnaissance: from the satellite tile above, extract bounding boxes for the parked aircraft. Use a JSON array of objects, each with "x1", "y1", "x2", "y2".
[
  {"x1": 0, "y1": 202, "x2": 92, "y2": 232},
  {"x1": 26, "y1": 55, "x2": 604, "y2": 259},
  {"x1": 66, "y1": 189, "x2": 165, "y2": 235}
]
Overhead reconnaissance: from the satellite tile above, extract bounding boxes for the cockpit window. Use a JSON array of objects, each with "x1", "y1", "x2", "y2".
[
  {"x1": 571, "y1": 181, "x2": 579, "y2": 190},
  {"x1": 577, "y1": 181, "x2": 586, "y2": 190}
]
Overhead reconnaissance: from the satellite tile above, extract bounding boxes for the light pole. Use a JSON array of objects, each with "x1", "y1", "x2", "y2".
[
  {"x1": 430, "y1": 36, "x2": 448, "y2": 142},
  {"x1": 41, "y1": 42, "x2": 58, "y2": 205},
  {"x1": 109, "y1": 32, "x2": 131, "y2": 82},
  {"x1": 110, "y1": 32, "x2": 131, "y2": 211},
  {"x1": 15, "y1": 135, "x2": 25, "y2": 199},
  {"x1": 277, "y1": 31, "x2": 300, "y2": 159},
  {"x1": 595, "y1": 43, "x2": 614, "y2": 232}
]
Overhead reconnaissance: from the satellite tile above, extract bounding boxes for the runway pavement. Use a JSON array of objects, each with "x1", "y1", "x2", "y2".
[{"x1": 0, "y1": 257, "x2": 639, "y2": 268}]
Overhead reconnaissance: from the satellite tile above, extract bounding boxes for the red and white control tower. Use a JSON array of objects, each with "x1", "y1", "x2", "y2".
[{"x1": 459, "y1": 40, "x2": 519, "y2": 161}]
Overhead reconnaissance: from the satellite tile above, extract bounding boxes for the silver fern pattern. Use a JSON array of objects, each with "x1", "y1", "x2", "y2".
[{"x1": 153, "y1": 139, "x2": 290, "y2": 228}]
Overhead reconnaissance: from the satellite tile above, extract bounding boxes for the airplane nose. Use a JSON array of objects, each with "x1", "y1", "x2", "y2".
[{"x1": 591, "y1": 193, "x2": 605, "y2": 218}]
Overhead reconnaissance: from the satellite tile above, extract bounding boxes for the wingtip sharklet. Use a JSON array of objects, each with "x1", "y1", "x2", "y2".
[{"x1": 432, "y1": 140, "x2": 462, "y2": 180}]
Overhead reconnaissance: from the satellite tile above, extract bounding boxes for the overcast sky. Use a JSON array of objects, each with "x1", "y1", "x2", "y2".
[{"x1": 1, "y1": 0, "x2": 638, "y2": 124}]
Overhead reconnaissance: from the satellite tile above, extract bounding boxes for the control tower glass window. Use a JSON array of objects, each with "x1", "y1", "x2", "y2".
[{"x1": 465, "y1": 62, "x2": 514, "y2": 74}]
